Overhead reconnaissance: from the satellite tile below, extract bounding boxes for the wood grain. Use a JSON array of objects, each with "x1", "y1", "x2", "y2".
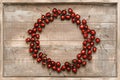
[{"x1": 3, "y1": 3, "x2": 117, "y2": 77}]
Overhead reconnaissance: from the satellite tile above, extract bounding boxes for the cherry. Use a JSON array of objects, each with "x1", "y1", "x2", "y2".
[{"x1": 95, "y1": 38, "x2": 101, "y2": 43}]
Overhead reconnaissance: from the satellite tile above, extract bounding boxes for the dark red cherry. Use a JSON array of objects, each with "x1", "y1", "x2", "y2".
[
  {"x1": 37, "y1": 18, "x2": 42, "y2": 23},
  {"x1": 65, "y1": 15, "x2": 71, "y2": 20},
  {"x1": 87, "y1": 50, "x2": 92, "y2": 55},
  {"x1": 61, "y1": 15, "x2": 65, "y2": 20},
  {"x1": 40, "y1": 23, "x2": 45, "y2": 27},
  {"x1": 90, "y1": 30, "x2": 96, "y2": 35},
  {"x1": 75, "y1": 14, "x2": 80, "y2": 19},
  {"x1": 61, "y1": 65, "x2": 66, "y2": 71},
  {"x1": 79, "y1": 25, "x2": 84, "y2": 30},
  {"x1": 82, "y1": 19, "x2": 87, "y2": 25},
  {"x1": 32, "y1": 54, "x2": 37, "y2": 58},
  {"x1": 77, "y1": 59, "x2": 82, "y2": 64},
  {"x1": 29, "y1": 48, "x2": 34, "y2": 53},
  {"x1": 81, "y1": 50, "x2": 86, "y2": 55},
  {"x1": 77, "y1": 53, "x2": 81, "y2": 59},
  {"x1": 71, "y1": 12, "x2": 75, "y2": 18},
  {"x1": 82, "y1": 61, "x2": 87, "y2": 66},
  {"x1": 61, "y1": 10, "x2": 67, "y2": 15},
  {"x1": 52, "y1": 8, "x2": 57, "y2": 13},
  {"x1": 41, "y1": 15, "x2": 45, "y2": 20},
  {"x1": 93, "y1": 47, "x2": 97, "y2": 52},
  {"x1": 26, "y1": 38, "x2": 31, "y2": 43},
  {"x1": 45, "y1": 19, "x2": 49, "y2": 24},
  {"x1": 56, "y1": 62, "x2": 61, "y2": 67},
  {"x1": 46, "y1": 12, "x2": 51, "y2": 17},
  {"x1": 57, "y1": 9, "x2": 61, "y2": 15},
  {"x1": 37, "y1": 58, "x2": 42, "y2": 63},
  {"x1": 72, "y1": 18, "x2": 76, "y2": 23},
  {"x1": 28, "y1": 29, "x2": 32, "y2": 34},
  {"x1": 49, "y1": 16, "x2": 54, "y2": 22},
  {"x1": 68, "y1": 8, "x2": 73, "y2": 13},
  {"x1": 95, "y1": 38, "x2": 100, "y2": 43},
  {"x1": 37, "y1": 28, "x2": 42, "y2": 32},
  {"x1": 82, "y1": 54, "x2": 87, "y2": 59},
  {"x1": 57, "y1": 68, "x2": 61, "y2": 73},
  {"x1": 76, "y1": 20, "x2": 81, "y2": 25},
  {"x1": 72, "y1": 68, "x2": 77, "y2": 73},
  {"x1": 34, "y1": 23, "x2": 39, "y2": 28}
]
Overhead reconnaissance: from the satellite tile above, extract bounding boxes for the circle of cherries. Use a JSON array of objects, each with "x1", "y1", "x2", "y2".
[{"x1": 25, "y1": 8, "x2": 101, "y2": 74}]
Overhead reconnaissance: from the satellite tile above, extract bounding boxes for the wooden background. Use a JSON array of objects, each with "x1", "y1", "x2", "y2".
[{"x1": 0, "y1": 0, "x2": 120, "y2": 80}]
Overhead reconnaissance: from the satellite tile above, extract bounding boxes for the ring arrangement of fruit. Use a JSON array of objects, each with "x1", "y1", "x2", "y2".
[{"x1": 25, "y1": 8, "x2": 101, "y2": 73}]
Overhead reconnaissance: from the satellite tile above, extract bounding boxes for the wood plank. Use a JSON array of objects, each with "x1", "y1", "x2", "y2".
[
  {"x1": 3, "y1": 3, "x2": 116, "y2": 23},
  {"x1": 3, "y1": 22, "x2": 116, "y2": 40}
]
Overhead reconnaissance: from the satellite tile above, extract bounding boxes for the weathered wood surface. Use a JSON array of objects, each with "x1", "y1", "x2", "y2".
[{"x1": 3, "y1": 3, "x2": 117, "y2": 77}]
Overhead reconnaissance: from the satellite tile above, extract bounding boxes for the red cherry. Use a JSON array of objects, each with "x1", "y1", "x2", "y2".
[
  {"x1": 32, "y1": 54, "x2": 37, "y2": 58},
  {"x1": 84, "y1": 25, "x2": 88, "y2": 29},
  {"x1": 82, "y1": 54, "x2": 87, "y2": 59},
  {"x1": 31, "y1": 38, "x2": 35, "y2": 42},
  {"x1": 82, "y1": 61, "x2": 87, "y2": 66},
  {"x1": 47, "y1": 58, "x2": 51, "y2": 63},
  {"x1": 64, "y1": 62, "x2": 70, "y2": 67},
  {"x1": 26, "y1": 38, "x2": 31, "y2": 43},
  {"x1": 32, "y1": 28, "x2": 37, "y2": 33},
  {"x1": 71, "y1": 12, "x2": 75, "y2": 18},
  {"x1": 77, "y1": 59, "x2": 82, "y2": 64},
  {"x1": 95, "y1": 38, "x2": 100, "y2": 43},
  {"x1": 45, "y1": 19, "x2": 49, "y2": 24},
  {"x1": 42, "y1": 61, "x2": 46, "y2": 65},
  {"x1": 52, "y1": 8, "x2": 57, "y2": 13},
  {"x1": 61, "y1": 10, "x2": 67, "y2": 15},
  {"x1": 81, "y1": 29, "x2": 85, "y2": 34},
  {"x1": 34, "y1": 23, "x2": 39, "y2": 28},
  {"x1": 87, "y1": 50, "x2": 92, "y2": 55},
  {"x1": 57, "y1": 68, "x2": 61, "y2": 73},
  {"x1": 28, "y1": 29, "x2": 32, "y2": 34},
  {"x1": 36, "y1": 34, "x2": 40, "y2": 39},
  {"x1": 37, "y1": 18, "x2": 42, "y2": 23},
  {"x1": 87, "y1": 38, "x2": 92, "y2": 43},
  {"x1": 37, "y1": 28, "x2": 42, "y2": 32},
  {"x1": 87, "y1": 55, "x2": 92, "y2": 60},
  {"x1": 61, "y1": 65, "x2": 66, "y2": 71},
  {"x1": 36, "y1": 45, "x2": 40, "y2": 49},
  {"x1": 39, "y1": 52, "x2": 43, "y2": 58},
  {"x1": 37, "y1": 58, "x2": 42, "y2": 63},
  {"x1": 57, "y1": 9, "x2": 61, "y2": 15},
  {"x1": 93, "y1": 47, "x2": 97, "y2": 52},
  {"x1": 83, "y1": 33, "x2": 88, "y2": 39},
  {"x1": 72, "y1": 68, "x2": 77, "y2": 73},
  {"x1": 51, "y1": 61, "x2": 56, "y2": 66},
  {"x1": 40, "y1": 23, "x2": 45, "y2": 27},
  {"x1": 76, "y1": 20, "x2": 81, "y2": 25},
  {"x1": 46, "y1": 12, "x2": 51, "y2": 17},
  {"x1": 31, "y1": 33, "x2": 36, "y2": 37},
  {"x1": 83, "y1": 40, "x2": 87, "y2": 46},
  {"x1": 75, "y1": 14, "x2": 80, "y2": 19},
  {"x1": 52, "y1": 66, "x2": 57, "y2": 71},
  {"x1": 65, "y1": 15, "x2": 71, "y2": 20},
  {"x1": 87, "y1": 45, "x2": 91, "y2": 50},
  {"x1": 79, "y1": 25, "x2": 84, "y2": 30},
  {"x1": 87, "y1": 28, "x2": 91, "y2": 33},
  {"x1": 76, "y1": 64, "x2": 80, "y2": 68},
  {"x1": 41, "y1": 15, "x2": 45, "y2": 20},
  {"x1": 30, "y1": 43, "x2": 34, "y2": 47},
  {"x1": 56, "y1": 62, "x2": 61, "y2": 67},
  {"x1": 36, "y1": 40, "x2": 40, "y2": 45},
  {"x1": 81, "y1": 50, "x2": 86, "y2": 55},
  {"x1": 90, "y1": 30, "x2": 96, "y2": 35},
  {"x1": 53, "y1": 14, "x2": 58, "y2": 18},
  {"x1": 68, "y1": 8, "x2": 73, "y2": 13},
  {"x1": 49, "y1": 17, "x2": 54, "y2": 22},
  {"x1": 61, "y1": 15, "x2": 65, "y2": 20},
  {"x1": 72, "y1": 18, "x2": 76, "y2": 23},
  {"x1": 82, "y1": 19, "x2": 87, "y2": 25},
  {"x1": 77, "y1": 53, "x2": 81, "y2": 59},
  {"x1": 29, "y1": 48, "x2": 34, "y2": 53},
  {"x1": 72, "y1": 59, "x2": 77, "y2": 64},
  {"x1": 90, "y1": 42, "x2": 94, "y2": 46},
  {"x1": 90, "y1": 35, "x2": 95, "y2": 40},
  {"x1": 83, "y1": 46, "x2": 87, "y2": 50},
  {"x1": 66, "y1": 67, "x2": 71, "y2": 72},
  {"x1": 34, "y1": 49, "x2": 38, "y2": 53},
  {"x1": 47, "y1": 64, "x2": 51, "y2": 69}
]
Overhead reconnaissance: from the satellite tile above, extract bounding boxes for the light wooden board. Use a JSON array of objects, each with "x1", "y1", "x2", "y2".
[{"x1": 2, "y1": 3, "x2": 117, "y2": 77}]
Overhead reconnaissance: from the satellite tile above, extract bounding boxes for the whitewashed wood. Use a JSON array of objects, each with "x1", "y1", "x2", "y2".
[
  {"x1": 3, "y1": 22, "x2": 116, "y2": 40},
  {"x1": 3, "y1": 47, "x2": 116, "y2": 77},
  {"x1": 0, "y1": 1, "x2": 117, "y2": 79}
]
